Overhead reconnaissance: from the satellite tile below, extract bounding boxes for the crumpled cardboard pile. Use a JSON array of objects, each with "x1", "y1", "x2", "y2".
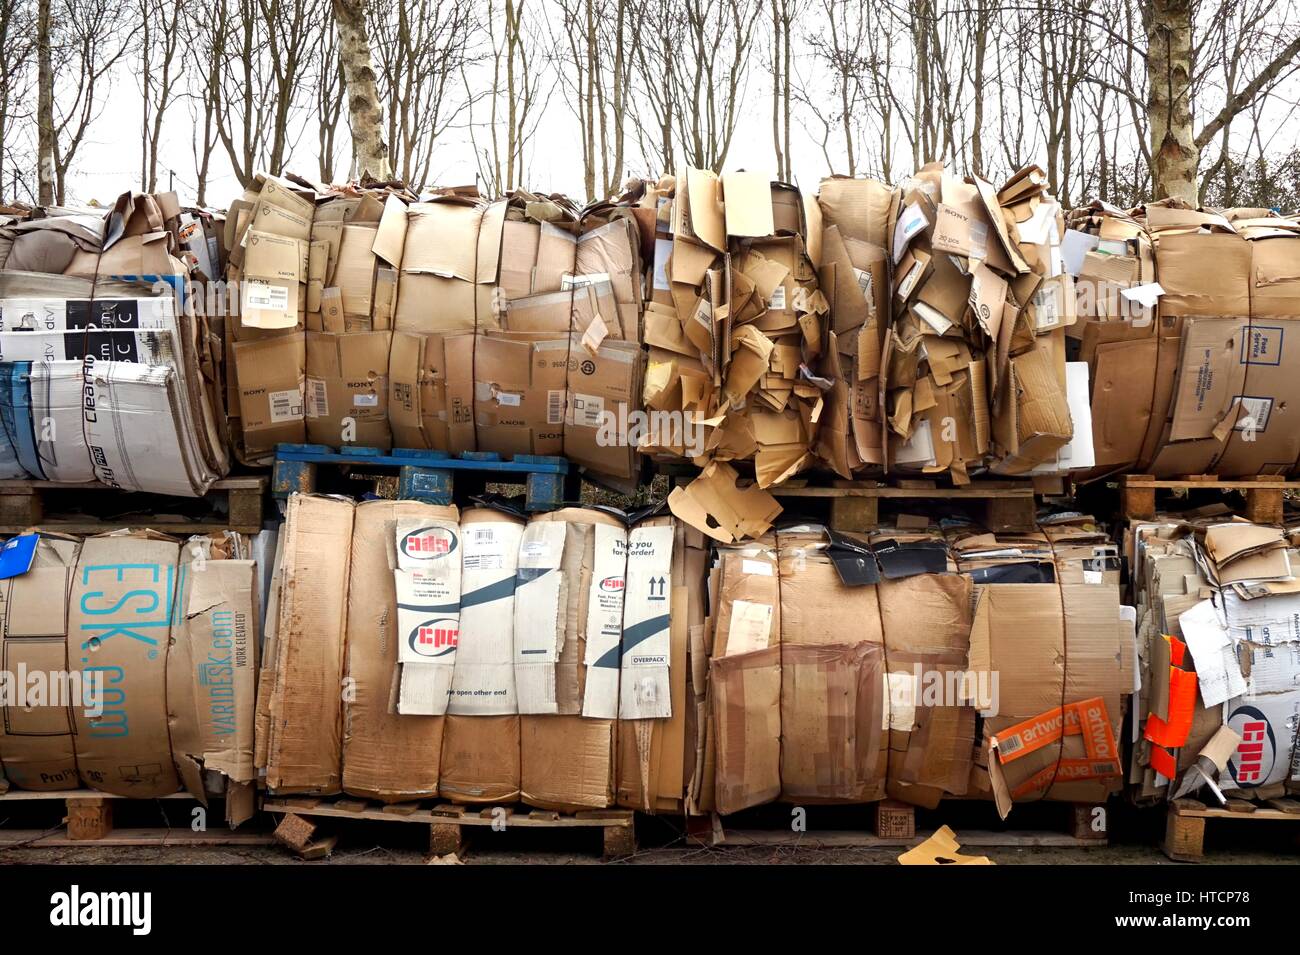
[{"x1": 1129, "y1": 515, "x2": 1300, "y2": 803}]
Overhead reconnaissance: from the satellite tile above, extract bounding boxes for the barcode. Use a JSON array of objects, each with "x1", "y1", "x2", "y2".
[
  {"x1": 473, "y1": 528, "x2": 495, "y2": 542},
  {"x1": 996, "y1": 734, "x2": 1024, "y2": 757},
  {"x1": 547, "y1": 390, "x2": 565, "y2": 425},
  {"x1": 307, "y1": 378, "x2": 328, "y2": 418}
]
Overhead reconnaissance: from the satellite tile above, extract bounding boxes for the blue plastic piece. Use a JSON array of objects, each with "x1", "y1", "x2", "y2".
[
  {"x1": 398, "y1": 466, "x2": 455, "y2": 505},
  {"x1": 274, "y1": 443, "x2": 569, "y2": 475},
  {"x1": 0, "y1": 363, "x2": 43, "y2": 479}
]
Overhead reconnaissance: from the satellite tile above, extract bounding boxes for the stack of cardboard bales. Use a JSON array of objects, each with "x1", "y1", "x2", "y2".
[
  {"x1": 227, "y1": 176, "x2": 411, "y2": 460},
  {"x1": 1129, "y1": 515, "x2": 1300, "y2": 803},
  {"x1": 389, "y1": 188, "x2": 645, "y2": 485},
  {"x1": 693, "y1": 514, "x2": 1135, "y2": 816},
  {"x1": 640, "y1": 171, "x2": 829, "y2": 540},
  {"x1": 0, "y1": 191, "x2": 230, "y2": 494},
  {"x1": 257, "y1": 493, "x2": 704, "y2": 813},
  {"x1": 887, "y1": 164, "x2": 1091, "y2": 481},
  {"x1": 0, "y1": 528, "x2": 261, "y2": 826},
  {"x1": 1067, "y1": 202, "x2": 1300, "y2": 477}
]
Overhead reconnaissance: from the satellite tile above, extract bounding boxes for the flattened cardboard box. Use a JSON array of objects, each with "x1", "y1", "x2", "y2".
[
  {"x1": 450, "y1": 509, "x2": 525, "y2": 716},
  {"x1": 69, "y1": 532, "x2": 182, "y2": 797},
  {"x1": 388, "y1": 332, "x2": 450, "y2": 451},
  {"x1": 166, "y1": 546, "x2": 258, "y2": 824},
  {"x1": 0, "y1": 535, "x2": 81, "y2": 790},
  {"x1": 305, "y1": 329, "x2": 392, "y2": 449},
  {"x1": 394, "y1": 515, "x2": 461, "y2": 716},
  {"x1": 265, "y1": 495, "x2": 354, "y2": 794},
  {"x1": 620, "y1": 521, "x2": 674, "y2": 719},
  {"x1": 342, "y1": 501, "x2": 450, "y2": 801},
  {"x1": 233, "y1": 332, "x2": 305, "y2": 454},
  {"x1": 468, "y1": 335, "x2": 568, "y2": 458}
]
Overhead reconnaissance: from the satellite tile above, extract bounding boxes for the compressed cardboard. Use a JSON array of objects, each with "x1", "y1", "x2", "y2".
[
  {"x1": 264, "y1": 495, "x2": 354, "y2": 794},
  {"x1": 439, "y1": 714, "x2": 521, "y2": 803},
  {"x1": 233, "y1": 332, "x2": 305, "y2": 455},
  {"x1": 519, "y1": 509, "x2": 626, "y2": 810},
  {"x1": 470, "y1": 335, "x2": 568, "y2": 457},
  {"x1": 342, "y1": 501, "x2": 452, "y2": 801},
  {"x1": 620, "y1": 520, "x2": 674, "y2": 719},
  {"x1": 240, "y1": 231, "x2": 303, "y2": 329},
  {"x1": 166, "y1": 539, "x2": 258, "y2": 825},
  {"x1": 388, "y1": 331, "x2": 450, "y2": 451},
  {"x1": 68, "y1": 532, "x2": 182, "y2": 797},
  {"x1": 450, "y1": 509, "x2": 525, "y2": 716},
  {"x1": 305, "y1": 330, "x2": 392, "y2": 449},
  {"x1": 0, "y1": 534, "x2": 81, "y2": 790}
]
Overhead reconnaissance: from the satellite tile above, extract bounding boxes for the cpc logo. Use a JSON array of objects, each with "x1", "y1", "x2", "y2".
[
  {"x1": 599, "y1": 576, "x2": 625, "y2": 593},
  {"x1": 400, "y1": 526, "x2": 457, "y2": 560},
  {"x1": 409, "y1": 619, "x2": 459, "y2": 657},
  {"x1": 1226, "y1": 705, "x2": 1276, "y2": 786}
]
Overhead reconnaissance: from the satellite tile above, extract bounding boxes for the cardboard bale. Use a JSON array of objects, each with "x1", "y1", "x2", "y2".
[
  {"x1": 342, "y1": 500, "x2": 454, "y2": 802},
  {"x1": 393, "y1": 513, "x2": 461, "y2": 715},
  {"x1": 395, "y1": 198, "x2": 506, "y2": 335},
  {"x1": 68, "y1": 531, "x2": 182, "y2": 797},
  {"x1": 388, "y1": 331, "x2": 452, "y2": 451},
  {"x1": 0, "y1": 534, "x2": 82, "y2": 790},
  {"x1": 263, "y1": 495, "x2": 354, "y2": 794}
]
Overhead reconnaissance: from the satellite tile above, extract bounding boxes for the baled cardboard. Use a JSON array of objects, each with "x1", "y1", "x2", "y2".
[
  {"x1": 0, "y1": 534, "x2": 81, "y2": 790},
  {"x1": 394, "y1": 514, "x2": 461, "y2": 716},
  {"x1": 470, "y1": 335, "x2": 568, "y2": 457},
  {"x1": 233, "y1": 332, "x2": 305, "y2": 454},
  {"x1": 450, "y1": 508, "x2": 525, "y2": 715},
  {"x1": 69, "y1": 531, "x2": 182, "y2": 797},
  {"x1": 264, "y1": 495, "x2": 354, "y2": 794},
  {"x1": 342, "y1": 501, "x2": 452, "y2": 801}
]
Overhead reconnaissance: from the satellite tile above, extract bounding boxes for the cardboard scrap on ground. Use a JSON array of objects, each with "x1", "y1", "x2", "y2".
[
  {"x1": 898, "y1": 826, "x2": 993, "y2": 865},
  {"x1": 667, "y1": 461, "x2": 782, "y2": 543}
]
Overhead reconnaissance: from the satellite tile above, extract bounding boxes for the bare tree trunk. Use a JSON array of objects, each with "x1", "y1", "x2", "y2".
[
  {"x1": 1144, "y1": 0, "x2": 1197, "y2": 202},
  {"x1": 36, "y1": 0, "x2": 54, "y2": 204},
  {"x1": 333, "y1": 0, "x2": 392, "y2": 180}
]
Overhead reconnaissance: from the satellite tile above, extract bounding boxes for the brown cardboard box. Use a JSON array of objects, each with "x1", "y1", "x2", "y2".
[
  {"x1": 388, "y1": 331, "x2": 451, "y2": 451},
  {"x1": 166, "y1": 538, "x2": 259, "y2": 825},
  {"x1": 342, "y1": 500, "x2": 450, "y2": 801},
  {"x1": 708, "y1": 545, "x2": 781, "y2": 814},
  {"x1": 264, "y1": 494, "x2": 355, "y2": 794},
  {"x1": 396, "y1": 199, "x2": 506, "y2": 334},
  {"x1": 470, "y1": 335, "x2": 569, "y2": 457},
  {"x1": 239, "y1": 231, "x2": 304, "y2": 329},
  {"x1": 68, "y1": 531, "x2": 182, "y2": 797},
  {"x1": 233, "y1": 332, "x2": 305, "y2": 454},
  {"x1": 518, "y1": 508, "x2": 625, "y2": 810},
  {"x1": 777, "y1": 529, "x2": 887, "y2": 803},
  {"x1": 877, "y1": 572, "x2": 976, "y2": 808},
  {"x1": 305, "y1": 330, "x2": 392, "y2": 449},
  {"x1": 565, "y1": 338, "x2": 642, "y2": 481},
  {"x1": 0, "y1": 534, "x2": 82, "y2": 791}
]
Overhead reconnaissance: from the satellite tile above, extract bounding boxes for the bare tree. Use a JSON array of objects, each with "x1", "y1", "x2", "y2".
[
  {"x1": 36, "y1": 0, "x2": 54, "y2": 203},
  {"x1": 138, "y1": 0, "x2": 184, "y2": 193},
  {"x1": 370, "y1": 0, "x2": 480, "y2": 191},
  {"x1": 314, "y1": 7, "x2": 346, "y2": 182},
  {"x1": 550, "y1": 0, "x2": 640, "y2": 199},
  {"x1": 211, "y1": 0, "x2": 319, "y2": 187},
  {"x1": 471, "y1": 0, "x2": 547, "y2": 194},
  {"x1": 0, "y1": 0, "x2": 36, "y2": 200},
  {"x1": 769, "y1": 0, "x2": 798, "y2": 181}
]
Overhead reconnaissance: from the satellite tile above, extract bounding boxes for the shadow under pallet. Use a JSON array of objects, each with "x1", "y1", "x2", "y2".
[{"x1": 272, "y1": 444, "x2": 579, "y2": 512}]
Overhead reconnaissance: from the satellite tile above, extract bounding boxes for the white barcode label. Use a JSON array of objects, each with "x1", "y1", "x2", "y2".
[
  {"x1": 244, "y1": 280, "x2": 289, "y2": 311},
  {"x1": 768, "y1": 285, "x2": 787, "y2": 311},
  {"x1": 741, "y1": 559, "x2": 773, "y2": 576},
  {"x1": 269, "y1": 388, "x2": 303, "y2": 423},
  {"x1": 569, "y1": 393, "x2": 604, "y2": 428},
  {"x1": 995, "y1": 733, "x2": 1024, "y2": 758},
  {"x1": 547, "y1": 390, "x2": 565, "y2": 425},
  {"x1": 472, "y1": 528, "x2": 496, "y2": 543},
  {"x1": 562, "y1": 272, "x2": 610, "y2": 289},
  {"x1": 853, "y1": 267, "x2": 873, "y2": 299},
  {"x1": 305, "y1": 377, "x2": 328, "y2": 418}
]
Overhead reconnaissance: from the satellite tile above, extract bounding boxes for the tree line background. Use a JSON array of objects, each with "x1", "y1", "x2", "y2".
[{"x1": 2, "y1": 0, "x2": 1298, "y2": 211}]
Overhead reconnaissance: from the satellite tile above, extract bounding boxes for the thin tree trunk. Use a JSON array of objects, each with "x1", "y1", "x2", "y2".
[
  {"x1": 1144, "y1": 0, "x2": 1197, "y2": 202},
  {"x1": 36, "y1": 0, "x2": 54, "y2": 205}
]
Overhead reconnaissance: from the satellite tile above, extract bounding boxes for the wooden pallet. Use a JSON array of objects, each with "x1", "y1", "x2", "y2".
[
  {"x1": 698, "y1": 799, "x2": 1108, "y2": 850},
  {"x1": 272, "y1": 444, "x2": 577, "y2": 513},
  {"x1": 1162, "y1": 796, "x2": 1300, "y2": 862},
  {"x1": 1121, "y1": 474, "x2": 1297, "y2": 524},
  {"x1": 262, "y1": 796, "x2": 636, "y2": 860},
  {"x1": 767, "y1": 478, "x2": 1044, "y2": 532},
  {"x1": 0, "y1": 788, "x2": 271, "y2": 848},
  {"x1": 0, "y1": 475, "x2": 266, "y2": 535}
]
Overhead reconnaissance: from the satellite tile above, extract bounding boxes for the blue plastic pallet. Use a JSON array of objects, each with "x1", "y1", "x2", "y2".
[{"x1": 272, "y1": 444, "x2": 573, "y2": 511}]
